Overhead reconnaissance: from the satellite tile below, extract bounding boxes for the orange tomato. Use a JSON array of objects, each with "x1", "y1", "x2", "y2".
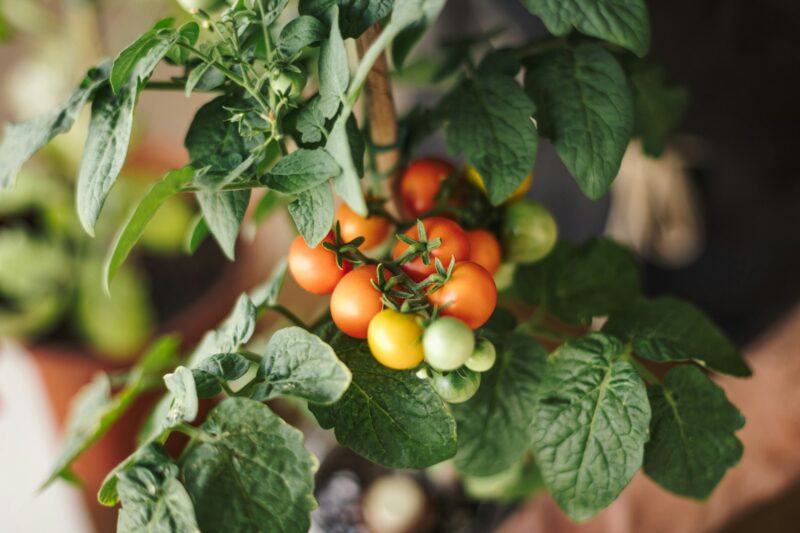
[
  {"x1": 392, "y1": 217, "x2": 471, "y2": 282},
  {"x1": 331, "y1": 265, "x2": 384, "y2": 339},
  {"x1": 399, "y1": 157, "x2": 454, "y2": 217},
  {"x1": 427, "y1": 261, "x2": 497, "y2": 329},
  {"x1": 336, "y1": 203, "x2": 392, "y2": 250},
  {"x1": 466, "y1": 229, "x2": 502, "y2": 275},
  {"x1": 287, "y1": 232, "x2": 351, "y2": 294}
]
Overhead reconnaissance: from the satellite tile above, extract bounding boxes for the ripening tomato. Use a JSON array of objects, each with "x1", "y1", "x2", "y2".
[
  {"x1": 271, "y1": 69, "x2": 308, "y2": 101},
  {"x1": 427, "y1": 261, "x2": 497, "y2": 329},
  {"x1": 429, "y1": 368, "x2": 481, "y2": 404},
  {"x1": 502, "y1": 200, "x2": 558, "y2": 264},
  {"x1": 399, "y1": 157, "x2": 454, "y2": 217},
  {"x1": 331, "y1": 266, "x2": 384, "y2": 339},
  {"x1": 288, "y1": 232, "x2": 351, "y2": 294},
  {"x1": 465, "y1": 165, "x2": 533, "y2": 204},
  {"x1": 466, "y1": 229, "x2": 502, "y2": 275},
  {"x1": 423, "y1": 317, "x2": 475, "y2": 371},
  {"x1": 336, "y1": 203, "x2": 392, "y2": 250},
  {"x1": 392, "y1": 217, "x2": 470, "y2": 282},
  {"x1": 367, "y1": 309, "x2": 425, "y2": 369},
  {"x1": 465, "y1": 337, "x2": 497, "y2": 372}
]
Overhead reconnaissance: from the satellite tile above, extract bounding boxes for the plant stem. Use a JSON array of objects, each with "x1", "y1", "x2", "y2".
[{"x1": 264, "y1": 304, "x2": 308, "y2": 328}]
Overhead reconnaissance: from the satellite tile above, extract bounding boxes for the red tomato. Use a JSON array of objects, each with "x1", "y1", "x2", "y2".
[
  {"x1": 331, "y1": 265, "x2": 384, "y2": 338},
  {"x1": 392, "y1": 217, "x2": 471, "y2": 282},
  {"x1": 427, "y1": 261, "x2": 497, "y2": 329},
  {"x1": 336, "y1": 203, "x2": 392, "y2": 250},
  {"x1": 287, "y1": 232, "x2": 351, "y2": 294},
  {"x1": 467, "y1": 229, "x2": 502, "y2": 275},
  {"x1": 399, "y1": 157, "x2": 454, "y2": 218}
]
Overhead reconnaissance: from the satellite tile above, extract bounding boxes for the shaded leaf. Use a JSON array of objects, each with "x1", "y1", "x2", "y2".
[
  {"x1": 104, "y1": 167, "x2": 194, "y2": 290},
  {"x1": 442, "y1": 74, "x2": 538, "y2": 205},
  {"x1": 521, "y1": 0, "x2": 650, "y2": 56},
  {"x1": 287, "y1": 181, "x2": 334, "y2": 247},
  {"x1": 603, "y1": 297, "x2": 752, "y2": 377},
  {"x1": 250, "y1": 327, "x2": 351, "y2": 403},
  {"x1": 628, "y1": 61, "x2": 688, "y2": 157},
  {"x1": 644, "y1": 365, "x2": 744, "y2": 499},
  {"x1": 531, "y1": 333, "x2": 650, "y2": 521},
  {"x1": 181, "y1": 398, "x2": 317, "y2": 533},
  {"x1": 309, "y1": 339, "x2": 457, "y2": 468},
  {"x1": 524, "y1": 43, "x2": 633, "y2": 200},
  {"x1": 453, "y1": 333, "x2": 547, "y2": 476}
]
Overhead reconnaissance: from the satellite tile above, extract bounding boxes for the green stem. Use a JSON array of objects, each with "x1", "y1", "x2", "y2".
[
  {"x1": 264, "y1": 304, "x2": 308, "y2": 328},
  {"x1": 176, "y1": 42, "x2": 271, "y2": 112},
  {"x1": 181, "y1": 179, "x2": 264, "y2": 193}
]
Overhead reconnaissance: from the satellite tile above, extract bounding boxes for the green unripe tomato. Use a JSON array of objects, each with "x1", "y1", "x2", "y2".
[
  {"x1": 271, "y1": 70, "x2": 307, "y2": 100},
  {"x1": 423, "y1": 317, "x2": 475, "y2": 371},
  {"x1": 465, "y1": 337, "x2": 496, "y2": 372},
  {"x1": 176, "y1": 0, "x2": 227, "y2": 12},
  {"x1": 430, "y1": 368, "x2": 481, "y2": 404},
  {"x1": 502, "y1": 200, "x2": 558, "y2": 264}
]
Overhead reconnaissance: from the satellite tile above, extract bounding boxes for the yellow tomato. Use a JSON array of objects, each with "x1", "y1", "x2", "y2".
[
  {"x1": 367, "y1": 310, "x2": 425, "y2": 370},
  {"x1": 465, "y1": 165, "x2": 533, "y2": 203}
]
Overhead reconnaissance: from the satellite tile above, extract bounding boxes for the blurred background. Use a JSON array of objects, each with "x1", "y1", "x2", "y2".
[{"x1": 0, "y1": 0, "x2": 798, "y2": 532}]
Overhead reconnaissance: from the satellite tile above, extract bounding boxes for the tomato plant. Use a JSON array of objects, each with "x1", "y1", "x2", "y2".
[{"x1": 0, "y1": 0, "x2": 752, "y2": 530}]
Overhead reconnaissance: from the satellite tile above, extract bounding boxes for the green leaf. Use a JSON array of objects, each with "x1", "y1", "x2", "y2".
[
  {"x1": 452, "y1": 333, "x2": 547, "y2": 476},
  {"x1": 181, "y1": 398, "x2": 317, "y2": 533},
  {"x1": 644, "y1": 365, "x2": 744, "y2": 499},
  {"x1": 287, "y1": 182, "x2": 334, "y2": 247},
  {"x1": 628, "y1": 61, "x2": 688, "y2": 157},
  {"x1": 104, "y1": 167, "x2": 194, "y2": 290},
  {"x1": 318, "y1": 6, "x2": 350, "y2": 104},
  {"x1": 185, "y1": 96, "x2": 252, "y2": 175},
  {"x1": 294, "y1": 94, "x2": 337, "y2": 144},
  {"x1": 392, "y1": 20, "x2": 426, "y2": 69},
  {"x1": 250, "y1": 327, "x2": 351, "y2": 403},
  {"x1": 250, "y1": 257, "x2": 288, "y2": 307},
  {"x1": 309, "y1": 339, "x2": 458, "y2": 469},
  {"x1": 110, "y1": 18, "x2": 176, "y2": 94},
  {"x1": 117, "y1": 446, "x2": 199, "y2": 533},
  {"x1": 185, "y1": 62, "x2": 212, "y2": 98},
  {"x1": 531, "y1": 333, "x2": 650, "y2": 521},
  {"x1": 441, "y1": 74, "x2": 538, "y2": 205},
  {"x1": 166, "y1": 22, "x2": 201, "y2": 65},
  {"x1": 326, "y1": 118, "x2": 367, "y2": 215},
  {"x1": 278, "y1": 15, "x2": 327, "y2": 57},
  {"x1": 0, "y1": 63, "x2": 109, "y2": 189},
  {"x1": 75, "y1": 84, "x2": 136, "y2": 234},
  {"x1": 184, "y1": 214, "x2": 209, "y2": 254},
  {"x1": 196, "y1": 190, "x2": 250, "y2": 260},
  {"x1": 514, "y1": 237, "x2": 640, "y2": 325},
  {"x1": 478, "y1": 47, "x2": 521, "y2": 77},
  {"x1": 262, "y1": 148, "x2": 341, "y2": 194},
  {"x1": 43, "y1": 374, "x2": 114, "y2": 488},
  {"x1": 524, "y1": 43, "x2": 633, "y2": 200},
  {"x1": 192, "y1": 353, "x2": 253, "y2": 398},
  {"x1": 163, "y1": 366, "x2": 199, "y2": 428},
  {"x1": 521, "y1": 0, "x2": 650, "y2": 57},
  {"x1": 99, "y1": 441, "x2": 176, "y2": 507},
  {"x1": 258, "y1": 0, "x2": 290, "y2": 25},
  {"x1": 188, "y1": 293, "x2": 258, "y2": 367},
  {"x1": 300, "y1": 0, "x2": 395, "y2": 38},
  {"x1": 603, "y1": 297, "x2": 752, "y2": 377}
]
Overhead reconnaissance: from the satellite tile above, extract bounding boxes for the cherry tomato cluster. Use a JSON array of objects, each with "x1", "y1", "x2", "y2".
[{"x1": 287, "y1": 156, "x2": 558, "y2": 404}]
